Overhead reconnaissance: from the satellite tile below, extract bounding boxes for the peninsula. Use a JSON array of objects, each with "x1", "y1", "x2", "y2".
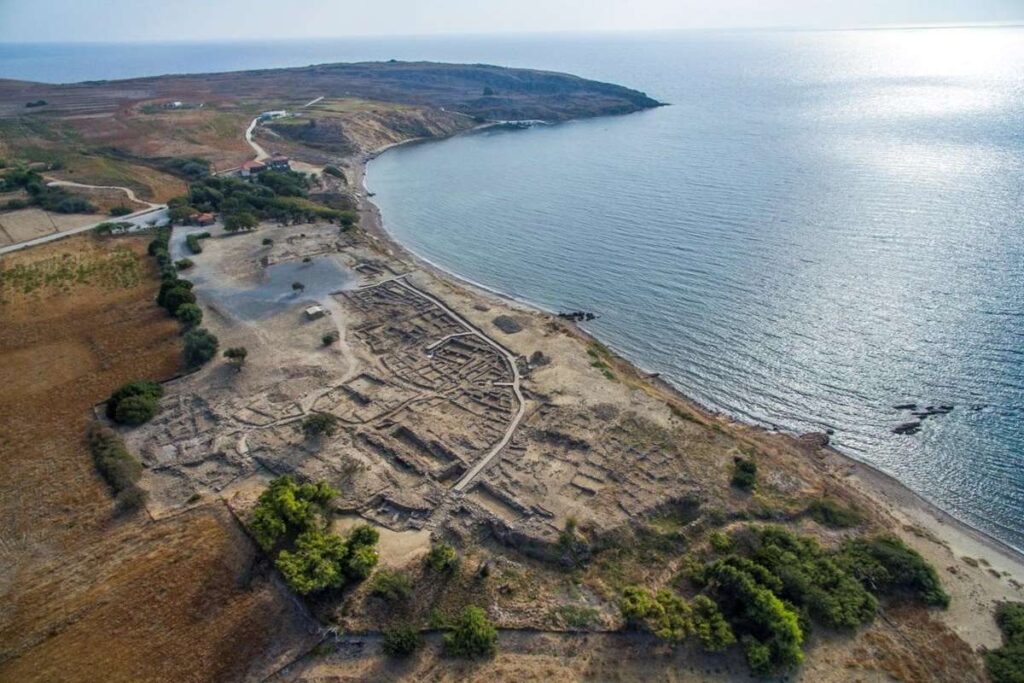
[{"x1": 0, "y1": 61, "x2": 1021, "y2": 683}]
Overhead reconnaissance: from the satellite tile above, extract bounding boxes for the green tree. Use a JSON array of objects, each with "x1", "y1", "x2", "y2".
[
  {"x1": 175, "y1": 303, "x2": 203, "y2": 329},
  {"x1": 443, "y1": 606, "x2": 497, "y2": 658},
  {"x1": 275, "y1": 528, "x2": 350, "y2": 594},
  {"x1": 224, "y1": 210, "x2": 258, "y2": 232},
  {"x1": 249, "y1": 475, "x2": 338, "y2": 550},
  {"x1": 113, "y1": 394, "x2": 160, "y2": 425},
  {"x1": 302, "y1": 412, "x2": 339, "y2": 438},
  {"x1": 106, "y1": 380, "x2": 163, "y2": 423},
  {"x1": 162, "y1": 285, "x2": 197, "y2": 315},
  {"x1": 183, "y1": 328, "x2": 219, "y2": 367}
]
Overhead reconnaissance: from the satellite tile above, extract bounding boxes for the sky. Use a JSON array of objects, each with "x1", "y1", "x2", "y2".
[{"x1": 1, "y1": 0, "x2": 1022, "y2": 43}]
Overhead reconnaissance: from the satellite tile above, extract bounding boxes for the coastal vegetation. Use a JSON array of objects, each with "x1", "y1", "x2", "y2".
[
  {"x1": 987, "y1": 602, "x2": 1024, "y2": 683},
  {"x1": 731, "y1": 455, "x2": 758, "y2": 490},
  {"x1": 619, "y1": 525, "x2": 948, "y2": 676}
]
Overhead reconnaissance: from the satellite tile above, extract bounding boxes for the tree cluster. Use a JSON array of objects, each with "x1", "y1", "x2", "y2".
[
  {"x1": 86, "y1": 422, "x2": 146, "y2": 511},
  {"x1": 166, "y1": 171, "x2": 356, "y2": 229},
  {"x1": 249, "y1": 476, "x2": 379, "y2": 595}
]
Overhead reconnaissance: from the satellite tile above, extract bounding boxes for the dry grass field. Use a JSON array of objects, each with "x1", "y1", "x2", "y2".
[{"x1": 0, "y1": 234, "x2": 316, "y2": 682}]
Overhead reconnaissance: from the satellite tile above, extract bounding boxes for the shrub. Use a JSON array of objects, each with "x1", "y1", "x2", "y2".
[
  {"x1": 424, "y1": 541, "x2": 459, "y2": 573},
  {"x1": 382, "y1": 625, "x2": 422, "y2": 657},
  {"x1": 106, "y1": 380, "x2": 163, "y2": 424},
  {"x1": 370, "y1": 568, "x2": 413, "y2": 602},
  {"x1": 807, "y1": 497, "x2": 863, "y2": 528},
  {"x1": 987, "y1": 602, "x2": 1024, "y2": 683},
  {"x1": 262, "y1": 237, "x2": 274, "y2": 245},
  {"x1": 302, "y1": 412, "x2": 339, "y2": 438},
  {"x1": 183, "y1": 327, "x2": 219, "y2": 367},
  {"x1": 443, "y1": 606, "x2": 497, "y2": 658},
  {"x1": 109, "y1": 205, "x2": 133, "y2": 216},
  {"x1": 839, "y1": 535, "x2": 949, "y2": 608},
  {"x1": 175, "y1": 303, "x2": 203, "y2": 329},
  {"x1": 322, "y1": 165, "x2": 344, "y2": 178},
  {"x1": 322, "y1": 331, "x2": 339, "y2": 346},
  {"x1": 175, "y1": 258, "x2": 194, "y2": 270},
  {"x1": 86, "y1": 422, "x2": 146, "y2": 510},
  {"x1": 224, "y1": 346, "x2": 248, "y2": 368},
  {"x1": 731, "y1": 456, "x2": 757, "y2": 490},
  {"x1": 185, "y1": 231, "x2": 210, "y2": 254}
]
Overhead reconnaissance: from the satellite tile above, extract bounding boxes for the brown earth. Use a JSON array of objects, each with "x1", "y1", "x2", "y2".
[{"x1": 0, "y1": 234, "x2": 316, "y2": 681}]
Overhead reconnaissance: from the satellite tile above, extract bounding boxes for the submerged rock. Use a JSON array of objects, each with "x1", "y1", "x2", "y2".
[{"x1": 893, "y1": 421, "x2": 923, "y2": 435}]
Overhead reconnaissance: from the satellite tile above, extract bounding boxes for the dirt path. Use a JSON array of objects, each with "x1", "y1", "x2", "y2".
[
  {"x1": 388, "y1": 277, "x2": 526, "y2": 493},
  {"x1": 245, "y1": 116, "x2": 271, "y2": 161},
  {"x1": 45, "y1": 179, "x2": 161, "y2": 209}
]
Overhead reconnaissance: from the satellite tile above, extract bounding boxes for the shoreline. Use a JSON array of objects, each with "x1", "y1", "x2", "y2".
[
  {"x1": 352, "y1": 135, "x2": 1024, "y2": 573},
  {"x1": 346, "y1": 135, "x2": 1024, "y2": 610}
]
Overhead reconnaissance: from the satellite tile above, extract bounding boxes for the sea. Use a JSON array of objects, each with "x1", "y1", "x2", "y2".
[{"x1": 2, "y1": 28, "x2": 1022, "y2": 549}]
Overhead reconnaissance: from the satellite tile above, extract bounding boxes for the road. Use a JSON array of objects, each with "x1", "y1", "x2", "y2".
[
  {"x1": 388, "y1": 277, "x2": 527, "y2": 493},
  {"x1": 0, "y1": 205, "x2": 168, "y2": 256},
  {"x1": 244, "y1": 116, "x2": 270, "y2": 161}
]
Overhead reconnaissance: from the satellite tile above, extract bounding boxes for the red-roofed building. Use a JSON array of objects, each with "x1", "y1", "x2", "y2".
[{"x1": 240, "y1": 159, "x2": 266, "y2": 177}]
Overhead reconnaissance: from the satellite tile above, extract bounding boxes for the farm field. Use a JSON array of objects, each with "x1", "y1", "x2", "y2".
[{"x1": 0, "y1": 234, "x2": 315, "y2": 681}]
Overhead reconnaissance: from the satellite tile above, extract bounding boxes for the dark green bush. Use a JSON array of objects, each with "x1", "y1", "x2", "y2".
[
  {"x1": 113, "y1": 394, "x2": 160, "y2": 425},
  {"x1": 302, "y1": 412, "x2": 339, "y2": 438},
  {"x1": 109, "y1": 205, "x2": 133, "y2": 216},
  {"x1": 162, "y1": 285, "x2": 196, "y2": 314},
  {"x1": 175, "y1": 258, "x2": 194, "y2": 270},
  {"x1": 183, "y1": 327, "x2": 219, "y2": 367},
  {"x1": 322, "y1": 165, "x2": 344, "y2": 178},
  {"x1": 175, "y1": 303, "x2": 203, "y2": 329},
  {"x1": 382, "y1": 625, "x2": 422, "y2": 656},
  {"x1": 106, "y1": 380, "x2": 163, "y2": 424},
  {"x1": 839, "y1": 535, "x2": 949, "y2": 608},
  {"x1": 443, "y1": 606, "x2": 497, "y2": 658},
  {"x1": 185, "y1": 231, "x2": 210, "y2": 254},
  {"x1": 731, "y1": 456, "x2": 757, "y2": 490}
]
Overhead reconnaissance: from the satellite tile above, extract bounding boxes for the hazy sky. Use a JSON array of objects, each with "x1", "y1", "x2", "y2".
[{"x1": 1, "y1": 0, "x2": 1021, "y2": 42}]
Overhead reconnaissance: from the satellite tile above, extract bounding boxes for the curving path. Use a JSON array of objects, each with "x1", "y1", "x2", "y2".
[{"x1": 45, "y1": 179, "x2": 161, "y2": 210}]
